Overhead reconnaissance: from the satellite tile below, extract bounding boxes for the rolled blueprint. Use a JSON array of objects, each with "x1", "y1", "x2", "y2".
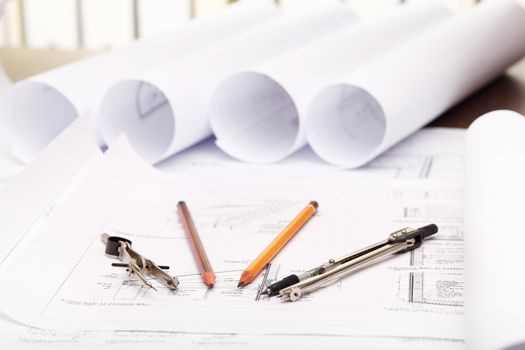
[
  {"x1": 0, "y1": 0, "x2": 277, "y2": 162},
  {"x1": 464, "y1": 110, "x2": 525, "y2": 350},
  {"x1": 95, "y1": 0, "x2": 355, "y2": 163},
  {"x1": 305, "y1": 0, "x2": 525, "y2": 168},
  {"x1": 208, "y1": 2, "x2": 451, "y2": 163}
]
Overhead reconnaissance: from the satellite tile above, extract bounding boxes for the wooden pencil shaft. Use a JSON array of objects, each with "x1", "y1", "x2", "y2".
[
  {"x1": 244, "y1": 201, "x2": 317, "y2": 279},
  {"x1": 178, "y1": 201, "x2": 213, "y2": 273}
]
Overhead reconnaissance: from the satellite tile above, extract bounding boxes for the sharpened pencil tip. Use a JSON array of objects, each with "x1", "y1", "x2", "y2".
[
  {"x1": 238, "y1": 271, "x2": 254, "y2": 288},
  {"x1": 203, "y1": 272, "x2": 216, "y2": 288},
  {"x1": 261, "y1": 290, "x2": 268, "y2": 295}
]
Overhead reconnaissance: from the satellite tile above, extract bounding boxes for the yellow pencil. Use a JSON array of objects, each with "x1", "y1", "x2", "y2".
[{"x1": 237, "y1": 201, "x2": 318, "y2": 287}]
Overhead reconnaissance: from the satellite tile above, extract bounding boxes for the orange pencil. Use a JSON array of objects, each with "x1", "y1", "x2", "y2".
[
  {"x1": 237, "y1": 201, "x2": 318, "y2": 287},
  {"x1": 178, "y1": 201, "x2": 216, "y2": 288}
]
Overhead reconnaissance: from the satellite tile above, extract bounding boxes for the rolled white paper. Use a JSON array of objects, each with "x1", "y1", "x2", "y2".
[
  {"x1": 96, "y1": 0, "x2": 355, "y2": 163},
  {"x1": 0, "y1": 0, "x2": 277, "y2": 162},
  {"x1": 209, "y1": 1, "x2": 451, "y2": 163},
  {"x1": 465, "y1": 110, "x2": 525, "y2": 350},
  {"x1": 305, "y1": 0, "x2": 525, "y2": 168}
]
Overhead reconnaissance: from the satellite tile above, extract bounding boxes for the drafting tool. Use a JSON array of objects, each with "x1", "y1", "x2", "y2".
[
  {"x1": 238, "y1": 201, "x2": 318, "y2": 287},
  {"x1": 101, "y1": 233, "x2": 179, "y2": 291},
  {"x1": 264, "y1": 224, "x2": 437, "y2": 301},
  {"x1": 177, "y1": 201, "x2": 216, "y2": 288}
]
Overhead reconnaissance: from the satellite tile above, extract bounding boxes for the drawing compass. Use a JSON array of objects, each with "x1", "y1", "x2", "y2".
[
  {"x1": 263, "y1": 224, "x2": 438, "y2": 302},
  {"x1": 101, "y1": 233, "x2": 179, "y2": 291}
]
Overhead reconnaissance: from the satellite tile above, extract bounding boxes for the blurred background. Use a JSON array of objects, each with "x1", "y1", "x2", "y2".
[
  {"x1": 0, "y1": 0, "x2": 506, "y2": 50},
  {"x1": 0, "y1": 0, "x2": 523, "y2": 81}
]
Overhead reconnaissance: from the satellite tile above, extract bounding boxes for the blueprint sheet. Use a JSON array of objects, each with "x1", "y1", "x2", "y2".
[{"x1": 0, "y1": 122, "x2": 465, "y2": 349}]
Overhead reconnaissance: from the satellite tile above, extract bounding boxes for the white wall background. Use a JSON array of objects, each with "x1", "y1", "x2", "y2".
[{"x1": 0, "y1": 0, "x2": 519, "y2": 50}]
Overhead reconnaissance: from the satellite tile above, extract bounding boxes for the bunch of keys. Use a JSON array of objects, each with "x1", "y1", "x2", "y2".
[
  {"x1": 101, "y1": 233, "x2": 179, "y2": 291},
  {"x1": 263, "y1": 224, "x2": 437, "y2": 302}
]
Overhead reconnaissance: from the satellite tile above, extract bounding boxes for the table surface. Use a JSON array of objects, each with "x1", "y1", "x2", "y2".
[
  {"x1": 430, "y1": 56, "x2": 525, "y2": 128},
  {"x1": 1, "y1": 48, "x2": 525, "y2": 129}
]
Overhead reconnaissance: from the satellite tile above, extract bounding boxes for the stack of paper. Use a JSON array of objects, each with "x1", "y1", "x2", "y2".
[
  {"x1": 7, "y1": 0, "x2": 522, "y2": 167},
  {"x1": 0, "y1": 115, "x2": 467, "y2": 349}
]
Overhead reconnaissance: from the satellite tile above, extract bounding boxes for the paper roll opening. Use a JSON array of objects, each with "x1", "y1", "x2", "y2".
[
  {"x1": 1, "y1": 81, "x2": 77, "y2": 161},
  {"x1": 306, "y1": 84, "x2": 386, "y2": 168},
  {"x1": 210, "y1": 72, "x2": 299, "y2": 163},
  {"x1": 97, "y1": 80, "x2": 174, "y2": 163}
]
